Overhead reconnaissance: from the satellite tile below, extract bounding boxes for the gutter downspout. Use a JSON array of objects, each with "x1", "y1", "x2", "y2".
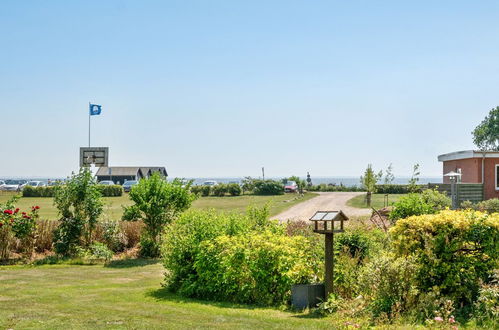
[{"x1": 482, "y1": 152, "x2": 486, "y2": 201}]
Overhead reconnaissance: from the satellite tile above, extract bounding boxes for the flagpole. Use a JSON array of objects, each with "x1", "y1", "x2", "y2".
[{"x1": 88, "y1": 102, "x2": 91, "y2": 147}]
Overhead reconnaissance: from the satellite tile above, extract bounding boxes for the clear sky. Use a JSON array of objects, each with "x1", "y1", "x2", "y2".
[{"x1": 2, "y1": 0, "x2": 499, "y2": 179}]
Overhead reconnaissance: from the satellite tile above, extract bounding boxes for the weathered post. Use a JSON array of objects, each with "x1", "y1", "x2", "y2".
[{"x1": 310, "y1": 210, "x2": 349, "y2": 297}]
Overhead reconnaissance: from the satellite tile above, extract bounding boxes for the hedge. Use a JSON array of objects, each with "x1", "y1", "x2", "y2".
[{"x1": 23, "y1": 185, "x2": 123, "y2": 197}]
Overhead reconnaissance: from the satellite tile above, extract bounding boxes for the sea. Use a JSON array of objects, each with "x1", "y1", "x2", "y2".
[{"x1": 0, "y1": 176, "x2": 442, "y2": 187}]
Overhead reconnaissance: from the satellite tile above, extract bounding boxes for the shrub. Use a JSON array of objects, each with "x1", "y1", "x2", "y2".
[
  {"x1": 22, "y1": 185, "x2": 123, "y2": 197},
  {"x1": 253, "y1": 180, "x2": 284, "y2": 195},
  {"x1": 390, "y1": 210, "x2": 499, "y2": 306},
  {"x1": 98, "y1": 220, "x2": 126, "y2": 252},
  {"x1": 96, "y1": 184, "x2": 123, "y2": 197},
  {"x1": 472, "y1": 272, "x2": 499, "y2": 325},
  {"x1": 123, "y1": 174, "x2": 196, "y2": 257},
  {"x1": 190, "y1": 185, "x2": 203, "y2": 196},
  {"x1": 200, "y1": 185, "x2": 211, "y2": 196},
  {"x1": 0, "y1": 196, "x2": 40, "y2": 260},
  {"x1": 227, "y1": 183, "x2": 242, "y2": 196},
  {"x1": 476, "y1": 198, "x2": 499, "y2": 213},
  {"x1": 191, "y1": 230, "x2": 321, "y2": 305},
  {"x1": 53, "y1": 168, "x2": 104, "y2": 256},
  {"x1": 76, "y1": 242, "x2": 113, "y2": 262},
  {"x1": 389, "y1": 189, "x2": 450, "y2": 221},
  {"x1": 212, "y1": 184, "x2": 227, "y2": 197},
  {"x1": 358, "y1": 254, "x2": 419, "y2": 318},
  {"x1": 162, "y1": 208, "x2": 274, "y2": 294}
]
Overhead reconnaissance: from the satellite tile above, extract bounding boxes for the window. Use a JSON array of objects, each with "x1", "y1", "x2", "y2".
[{"x1": 496, "y1": 165, "x2": 499, "y2": 190}]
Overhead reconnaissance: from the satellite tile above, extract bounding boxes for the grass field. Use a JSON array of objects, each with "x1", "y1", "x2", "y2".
[
  {"x1": 0, "y1": 191, "x2": 318, "y2": 221},
  {"x1": 0, "y1": 260, "x2": 333, "y2": 329},
  {"x1": 346, "y1": 193, "x2": 405, "y2": 209}
]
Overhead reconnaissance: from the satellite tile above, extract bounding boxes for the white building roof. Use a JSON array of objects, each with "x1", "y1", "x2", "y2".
[{"x1": 438, "y1": 150, "x2": 499, "y2": 162}]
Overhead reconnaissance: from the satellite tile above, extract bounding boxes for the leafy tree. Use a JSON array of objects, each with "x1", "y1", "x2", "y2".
[
  {"x1": 123, "y1": 173, "x2": 196, "y2": 257},
  {"x1": 472, "y1": 106, "x2": 499, "y2": 150},
  {"x1": 53, "y1": 168, "x2": 104, "y2": 255},
  {"x1": 407, "y1": 164, "x2": 420, "y2": 193},
  {"x1": 360, "y1": 164, "x2": 383, "y2": 207},
  {"x1": 384, "y1": 163, "x2": 395, "y2": 184}
]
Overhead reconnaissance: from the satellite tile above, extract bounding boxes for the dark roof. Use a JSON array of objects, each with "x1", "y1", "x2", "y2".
[
  {"x1": 142, "y1": 167, "x2": 168, "y2": 177},
  {"x1": 96, "y1": 167, "x2": 143, "y2": 177}
]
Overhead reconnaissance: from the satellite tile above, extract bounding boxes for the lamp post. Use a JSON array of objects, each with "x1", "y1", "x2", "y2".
[
  {"x1": 444, "y1": 171, "x2": 462, "y2": 209},
  {"x1": 309, "y1": 210, "x2": 349, "y2": 297}
]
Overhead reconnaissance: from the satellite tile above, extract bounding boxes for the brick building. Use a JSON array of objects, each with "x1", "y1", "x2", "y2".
[{"x1": 438, "y1": 150, "x2": 499, "y2": 200}]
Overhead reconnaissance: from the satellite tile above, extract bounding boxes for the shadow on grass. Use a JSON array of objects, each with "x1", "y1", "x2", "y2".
[
  {"x1": 105, "y1": 258, "x2": 160, "y2": 268},
  {"x1": 147, "y1": 286, "x2": 324, "y2": 318}
]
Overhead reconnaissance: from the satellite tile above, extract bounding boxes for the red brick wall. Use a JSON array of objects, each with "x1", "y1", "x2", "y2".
[
  {"x1": 442, "y1": 158, "x2": 481, "y2": 183},
  {"x1": 442, "y1": 157, "x2": 499, "y2": 199}
]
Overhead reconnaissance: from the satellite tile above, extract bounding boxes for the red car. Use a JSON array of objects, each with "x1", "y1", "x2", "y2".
[{"x1": 284, "y1": 181, "x2": 298, "y2": 193}]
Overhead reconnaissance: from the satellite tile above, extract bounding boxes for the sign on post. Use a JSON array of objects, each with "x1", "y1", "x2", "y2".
[{"x1": 80, "y1": 147, "x2": 109, "y2": 167}]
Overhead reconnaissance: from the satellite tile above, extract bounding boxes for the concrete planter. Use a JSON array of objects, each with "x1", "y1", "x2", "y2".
[{"x1": 291, "y1": 283, "x2": 325, "y2": 309}]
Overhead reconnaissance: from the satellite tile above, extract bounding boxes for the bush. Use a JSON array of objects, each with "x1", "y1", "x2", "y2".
[
  {"x1": 75, "y1": 242, "x2": 113, "y2": 262},
  {"x1": 192, "y1": 230, "x2": 321, "y2": 305},
  {"x1": 472, "y1": 272, "x2": 499, "y2": 325},
  {"x1": 212, "y1": 184, "x2": 227, "y2": 197},
  {"x1": 200, "y1": 185, "x2": 211, "y2": 196},
  {"x1": 253, "y1": 180, "x2": 284, "y2": 195},
  {"x1": 53, "y1": 168, "x2": 104, "y2": 256},
  {"x1": 389, "y1": 189, "x2": 450, "y2": 221},
  {"x1": 307, "y1": 184, "x2": 364, "y2": 192},
  {"x1": 122, "y1": 174, "x2": 196, "y2": 258},
  {"x1": 163, "y1": 210, "x2": 256, "y2": 293},
  {"x1": 476, "y1": 198, "x2": 499, "y2": 213},
  {"x1": 96, "y1": 185, "x2": 123, "y2": 197},
  {"x1": 227, "y1": 183, "x2": 242, "y2": 196},
  {"x1": 390, "y1": 210, "x2": 499, "y2": 306},
  {"x1": 358, "y1": 254, "x2": 419, "y2": 318},
  {"x1": 190, "y1": 185, "x2": 203, "y2": 196}
]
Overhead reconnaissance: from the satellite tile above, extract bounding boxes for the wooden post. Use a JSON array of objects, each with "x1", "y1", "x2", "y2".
[{"x1": 324, "y1": 233, "x2": 334, "y2": 297}]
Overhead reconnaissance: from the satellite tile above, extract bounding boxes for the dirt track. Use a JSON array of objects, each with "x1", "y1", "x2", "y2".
[{"x1": 273, "y1": 192, "x2": 371, "y2": 222}]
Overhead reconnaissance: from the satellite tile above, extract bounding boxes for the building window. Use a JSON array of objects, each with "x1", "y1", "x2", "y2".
[{"x1": 496, "y1": 165, "x2": 499, "y2": 190}]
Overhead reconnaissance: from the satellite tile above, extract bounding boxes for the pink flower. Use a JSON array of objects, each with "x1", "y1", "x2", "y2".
[
  {"x1": 449, "y1": 316, "x2": 456, "y2": 323},
  {"x1": 434, "y1": 316, "x2": 444, "y2": 322}
]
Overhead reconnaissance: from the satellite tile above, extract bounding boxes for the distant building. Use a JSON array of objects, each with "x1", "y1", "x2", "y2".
[
  {"x1": 95, "y1": 166, "x2": 167, "y2": 184},
  {"x1": 438, "y1": 150, "x2": 499, "y2": 200}
]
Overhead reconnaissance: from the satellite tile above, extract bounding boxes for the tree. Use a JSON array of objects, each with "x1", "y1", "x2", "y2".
[
  {"x1": 122, "y1": 173, "x2": 196, "y2": 257},
  {"x1": 408, "y1": 164, "x2": 420, "y2": 193},
  {"x1": 472, "y1": 106, "x2": 499, "y2": 151},
  {"x1": 384, "y1": 163, "x2": 395, "y2": 184},
  {"x1": 360, "y1": 164, "x2": 383, "y2": 207},
  {"x1": 53, "y1": 168, "x2": 104, "y2": 255}
]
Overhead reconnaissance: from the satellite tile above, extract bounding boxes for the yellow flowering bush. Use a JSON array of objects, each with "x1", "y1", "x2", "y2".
[{"x1": 390, "y1": 210, "x2": 499, "y2": 305}]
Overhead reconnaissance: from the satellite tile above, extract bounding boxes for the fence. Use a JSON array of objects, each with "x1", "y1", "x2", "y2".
[{"x1": 428, "y1": 183, "x2": 483, "y2": 204}]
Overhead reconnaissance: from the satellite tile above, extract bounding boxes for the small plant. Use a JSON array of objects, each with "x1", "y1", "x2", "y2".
[
  {"x1": 408, "y1": 164, "x2": 421, "y2": 193},
  {"x1": 360, "y1": 164, "x2": 383, "y2": 207}
]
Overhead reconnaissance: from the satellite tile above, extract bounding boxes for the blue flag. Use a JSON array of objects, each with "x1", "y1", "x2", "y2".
[{"x1": 89, "y1": 103, "x2": 102, "y2": 116}]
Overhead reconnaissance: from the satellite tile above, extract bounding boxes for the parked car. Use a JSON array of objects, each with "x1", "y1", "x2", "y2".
[
  {"x1": 122, "y1": 180, "x2": 138, "y2": 192},
  {"x1": 0, "y1": 180, "x2": 4, "y2": 189},
  {"x1": 2, "y1": 179, "x2": 27, "y2": 191},
  {"x1": 26, "y1": 181, "x2": 46, "y2": 187},
  {"x1": 99, "y1": 180, "x2": 115, "y2": 185},
  {"x1": 284, "y1": 181, "x2": 298, "y2": 193},
  {"x1": 202, "y1": 180, "x2": 218, "y2": 186}
]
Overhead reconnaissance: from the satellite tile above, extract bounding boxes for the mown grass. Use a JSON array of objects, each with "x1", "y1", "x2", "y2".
[
  {"x1": 0, "y1": 191, "x2": 318, "y2": 221},
  {"x1": 0, "y1": 260, "x2": 333, "y2": 329},
  {"x1": 346, "y1": 193, "x2": 405, "y2": 209}
]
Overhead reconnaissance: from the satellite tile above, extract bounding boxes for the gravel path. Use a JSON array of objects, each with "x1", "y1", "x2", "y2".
[{"x1": 273, "y1": 192, "x2": 371, "y2": 222}]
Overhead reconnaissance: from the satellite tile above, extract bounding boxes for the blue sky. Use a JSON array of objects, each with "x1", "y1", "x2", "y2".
[{"x1": 2, "y1": 0, "x2": 499, "y2": 178}]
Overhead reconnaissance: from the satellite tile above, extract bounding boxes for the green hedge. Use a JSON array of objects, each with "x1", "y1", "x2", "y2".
[
  {"x1": 22, "y1": 185, "x2": 123, "y2": 197},
  {"x1": 306, "y1": 184, "x2": 427, "y2": 193}
]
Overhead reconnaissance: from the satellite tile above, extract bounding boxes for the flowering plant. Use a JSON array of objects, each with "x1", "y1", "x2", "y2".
[{"x1": 0, "y1": 196, "x2": 39, "y2": 260}]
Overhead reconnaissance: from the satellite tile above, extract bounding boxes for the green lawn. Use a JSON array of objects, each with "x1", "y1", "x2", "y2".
[
  {"x1": 346, "y1": 193, "x2": 405, "y2": 209},
  {"x1": 0, "y1": 260, "x2": 333, "y2": 329},
  {"x1": 0, "y1": 191, "x2": 318, "y2": 221}
]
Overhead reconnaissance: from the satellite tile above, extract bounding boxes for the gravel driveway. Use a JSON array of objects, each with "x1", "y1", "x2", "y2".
[{"x1": 273, "y1": 192, "x2": 371, "y2": 222}]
